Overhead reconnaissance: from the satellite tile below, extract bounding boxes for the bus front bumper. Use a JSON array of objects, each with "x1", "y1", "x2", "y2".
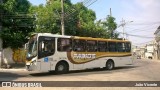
[{"x1": 26, "y1": 62, "x2": 36, "y2": 71}]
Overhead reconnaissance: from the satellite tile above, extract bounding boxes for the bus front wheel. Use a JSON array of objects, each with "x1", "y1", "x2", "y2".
[
  {"x1": 55, "y1": 62, "x2": 68, "y2": 74},
  {"x1": 106, "y1": 60, "x2": 114, "y2": 70}
]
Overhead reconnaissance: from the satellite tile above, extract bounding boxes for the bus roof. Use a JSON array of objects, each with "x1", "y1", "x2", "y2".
[
  {"x1": 35, "y1": 33, "x2": 130, "y2": 42},
  {"x1": 36, "y1": 33, "x2": 71, "y2": 38},
  {"x1": 73, "y1": 36, "x2": 130, "y2": 42}
]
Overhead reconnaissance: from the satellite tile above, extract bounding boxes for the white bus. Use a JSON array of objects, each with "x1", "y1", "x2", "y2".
[{"x1": 26, "y1": 33, "x2": 133, "y2": 73}]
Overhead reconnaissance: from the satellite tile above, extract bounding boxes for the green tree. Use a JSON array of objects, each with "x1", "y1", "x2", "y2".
[
  {"x1": 0, "y1": 0, "x2": 35, "y2": 49},
  {"x1": 30, "y1": 1, "x2": 96, "y2": 36},
  {"x1": 29, "y1": 1, "x2": 62, "y2": 34},
  {"x1": 99, "y1": 15, "x2": 119, "y2": 39},
  {"x1": 73, "y1": 3, "x2": 96, "y2": 36},
  {"x1": 29, "y1": 0, "x2": 119, "y2": 39}
]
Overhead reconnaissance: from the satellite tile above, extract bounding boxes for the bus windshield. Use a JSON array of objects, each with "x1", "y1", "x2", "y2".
[{"x1": 27, "y1": 35, "x2": 37, "y2": 59}]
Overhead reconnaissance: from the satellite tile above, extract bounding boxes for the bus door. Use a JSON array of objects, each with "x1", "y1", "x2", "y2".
[{"x1": 38, "y1": 36, "x2": 55, "y2": 71}]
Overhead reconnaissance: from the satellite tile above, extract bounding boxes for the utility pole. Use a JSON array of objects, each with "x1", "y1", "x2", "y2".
[
  {"x1": 110, "y1": 8, "x2": 112, "y2": 17},
  {"x1": 61, "y1": 0, "x2": 65, "y2": 35},
  {"x1": 120, "y1": 18, "x2": 133, "y2": 40},
  {"x1": 110, "y1": 8, "x2": 113, "y2": 39},
  {"x1": 120, "y1": 18, "x2": 125, "y2": 40},
  {"x1": 0, "y1": 0, "x2": 3, "y2": 68}
]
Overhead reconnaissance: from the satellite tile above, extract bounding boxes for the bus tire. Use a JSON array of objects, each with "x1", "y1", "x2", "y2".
[
  {"x1": 106, "y1": 60, "x2": 114, "y2": 70},
  {"x1": 55, "y1": 62, "x2": 68, "y2": 74}
]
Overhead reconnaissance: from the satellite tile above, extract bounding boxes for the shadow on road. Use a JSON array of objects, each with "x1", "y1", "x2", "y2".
[
  {"x1": 113, "y1": 66, "x2": 139, "y2": 70},
  {"x1": 30, "y1": 66, "x2": 138, "y2": 77},
  {"x1": 0, "y1": 72, "x2": 26, "y2": 81}
]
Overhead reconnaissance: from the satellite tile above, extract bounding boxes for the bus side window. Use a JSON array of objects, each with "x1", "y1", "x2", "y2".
[
  {"x1": 98, "y1": 41, "x2": 108, "y2": 52},
  {"x1": 125, "y1": 42, "x2": 131, "y2": 52},
  {"x1": 86, "y1": 40, "x2": 97, "y2": 52},
  {"x1": 39, "y1": 41, "x2": 55, "y2": 53},
  {"x1": 117, "y1": 42, "x2": 125, "y2": 52},
  {"x1": 73, "y1": 39, "x2": 86, "y2": 52},
  {"x1": 57, "y1": 38, "x2": 72, "y2": 52},
  {"x1": 108, "y1": 42, "x2": 117, "y2": 52}
]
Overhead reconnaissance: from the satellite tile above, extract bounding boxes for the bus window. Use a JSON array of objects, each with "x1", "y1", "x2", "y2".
[
  {"x1": 98, "y1": 41, "x2": 108, "y2": 52},
  {"x1": 73, "y1": 39, "x2": 86, "y2": 52},
  {"x1": 125, "y1": 42, "x2": 131, "y2": 52},
  {"x1": 86, "y1": 40, "x2": 97, "y2": 52},
  {"x1": 108, "y1": 42, "x2": 117, "y2": 52},
  {"x1": 38, "y1": 37, "x2": 55, "y2": 59},
  {"x1": 117, "y1": 42, "x2": 125, "y2": 52},
  {"x1": 57, "y1": 38, "x2": 72, "y2": 52}
]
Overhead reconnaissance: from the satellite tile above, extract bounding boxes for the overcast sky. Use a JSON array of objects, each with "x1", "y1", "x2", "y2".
[{"x1": 28, "y1": 0, "x2": 160, "y2": 46}]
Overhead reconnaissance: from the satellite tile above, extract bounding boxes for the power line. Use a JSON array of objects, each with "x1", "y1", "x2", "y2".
[
  {"x1": 63, "y1": 0, "x2": 98, "y2": 20},
  {"x1": 126, "y1": 27, "x2": 157, "y2": 33},
  {"x1": 127, "y1": 21, "x2": 160, "y2": 26},
  {"x1": 117, "y1": 31, "x2": 155, "y2": 38},
  {"x1": 64, "y1": 0, "x2": 99, "y2": 25},
  {"x1": 82, "y1": 0, "x2": 98, "y2": 7},
  {"x1": 133, "y1": 40, "x2": 154, "y2": 45},
  {"x1": 86, "y1": 0, "x2": 98, "y2": 7},
  {"x1": 125, "y1": 24, "x2": 157, "y2": 32},
  {"x1": 119, "y1": 18, "x2": 133, "y2": 40},
  {"x1": 83, "y1": 0, "x2": 91, "y2": 5}
]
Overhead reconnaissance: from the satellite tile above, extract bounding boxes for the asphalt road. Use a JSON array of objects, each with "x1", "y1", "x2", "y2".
[
  {"x1": 0, "y1": 58, "x2": 160, "y2": 90},
  {"x1": 1, "y1": 58, "x2": 160, "y2": 81}
]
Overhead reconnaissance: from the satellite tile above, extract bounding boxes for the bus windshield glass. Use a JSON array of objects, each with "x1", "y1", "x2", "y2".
[{"x1": 27, "y1": 35, "x2": 37, "y2": 59}]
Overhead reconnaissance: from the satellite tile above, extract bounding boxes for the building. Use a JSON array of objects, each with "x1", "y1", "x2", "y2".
[
  {"x1": 139, "y1": 46, "x2": 145, "y2": 58},
  {"x1": 145, "y1": 43, "x2": 154, "y2": 59},
  {"x1": 154, "y1": 26, "x2": 160, "y2": 60}
]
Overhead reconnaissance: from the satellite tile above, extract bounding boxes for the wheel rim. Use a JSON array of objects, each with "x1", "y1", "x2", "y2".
[
  {"x1": 107, "y1": 62, "x2": 113, "y2": 69},
  {"x1": 58, "y1": 65, "x2": 64, "y2": 71}
]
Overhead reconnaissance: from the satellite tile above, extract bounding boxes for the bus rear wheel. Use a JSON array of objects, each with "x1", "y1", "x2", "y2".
[
  {"x1": 106, "y1": 60, "x2": 114, "y2": 70},
  {"x1": 55, "y1": 62, "x2": 68, "y2": 74}
]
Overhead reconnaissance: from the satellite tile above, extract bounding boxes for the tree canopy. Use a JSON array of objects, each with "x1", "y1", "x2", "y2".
[
  {"x1": 0, "y1": 0, "x2": 35, "y2": 49},
  {"x1": 0, "y1": 0, "x2": 119, "y2": 49},
  {"x1": 29, "y1": 1, "x2": 119, "y2": 38}
]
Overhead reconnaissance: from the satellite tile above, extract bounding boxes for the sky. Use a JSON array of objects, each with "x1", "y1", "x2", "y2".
[{"x1": 28, "y1": 0, "x2": 160, "y2": 46}]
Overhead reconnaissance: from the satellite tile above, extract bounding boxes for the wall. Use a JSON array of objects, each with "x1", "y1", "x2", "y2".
[
  {"x1": 3, "y1": 48, "x2": 14, "y2": 64},
  {"x1": 157, "y1": 42, "x2": 160, "y2": 60},
  {"x1": 155, "y1": 30, "x2": 160, "y2": 60},
  {"x1": 2, "y1": 47, "x2": 27, "y2": 65}
]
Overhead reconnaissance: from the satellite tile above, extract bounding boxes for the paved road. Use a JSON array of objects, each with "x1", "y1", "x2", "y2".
[
  {"x1": 1, "y1": 58, "x2": 160, "y2": 81},
  {"x1": 0, "y1": 58, "x2": 160, "y2": 90}
]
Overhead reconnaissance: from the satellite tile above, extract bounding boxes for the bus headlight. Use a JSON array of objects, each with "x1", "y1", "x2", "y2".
[{"x1": 26, "y1": 62, "x2": 31, "y2": 65}]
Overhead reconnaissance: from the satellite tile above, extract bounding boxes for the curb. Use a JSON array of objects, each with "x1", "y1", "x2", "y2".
[{"x1": 0, "y1": 68, "x2": 26, "y2": 72}]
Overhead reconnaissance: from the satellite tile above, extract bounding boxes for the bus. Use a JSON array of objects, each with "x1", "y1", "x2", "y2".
[{"x1": 26, "y1": 33, "x2": 133, "y2": 73}]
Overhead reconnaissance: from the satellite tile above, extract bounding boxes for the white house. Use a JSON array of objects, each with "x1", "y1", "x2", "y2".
[{"x1": 145, "y1": 44, "x2": 154, "y2": 59}]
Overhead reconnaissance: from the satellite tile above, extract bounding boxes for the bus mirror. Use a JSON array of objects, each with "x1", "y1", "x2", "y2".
[{"x1": 25, "y1": 43, "x2": 28, "y2": 50}]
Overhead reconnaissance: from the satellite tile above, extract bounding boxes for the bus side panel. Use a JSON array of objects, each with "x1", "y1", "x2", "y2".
[
  {"x1": 113, "y1": 56, "x2": 133, "y2": 67},
  {"x1": 36, "y1": 61, "x2": 41, "y2": 71},
  {"x1": 69, "y1": 56, "x2": 133, "y2": 70},
  {"x1": 83, "y1": 58, "x2": 104, "y2": 69},
  {"x1": 49, "y1": 52, "x2": 74, "y2": 71},
  {"x1": 38, "y1": 60, "x2": 51, "y2": 72}
]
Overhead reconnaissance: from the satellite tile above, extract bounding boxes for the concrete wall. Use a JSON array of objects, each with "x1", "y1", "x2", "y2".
[
  {"x1": 3, "y1": 48, "x2": 14, "y2": 64},
  {"x1": 2, "y1": 47, "x2": 27, "y2": 65}
]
